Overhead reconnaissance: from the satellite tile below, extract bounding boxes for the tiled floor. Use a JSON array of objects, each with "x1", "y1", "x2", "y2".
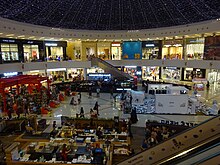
[{"x1": 47, "y1": 82, "x2": 220, "y2": 128}]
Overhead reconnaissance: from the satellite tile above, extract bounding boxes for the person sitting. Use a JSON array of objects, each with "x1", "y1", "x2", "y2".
[
  {"x1": 61, "y1": 144, "x2": 71, "y2": 161},
  {"x1": 96, "y1": 127, "x2": 103, "y2": 139},
  {"x1": 141, "y1": 139, "x2": 148, "y2": 150}
]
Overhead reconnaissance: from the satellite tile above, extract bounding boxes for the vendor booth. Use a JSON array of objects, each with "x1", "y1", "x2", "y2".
[
  {"x1": 155, "y1": 86, "x2": 190, "y2": 114},
  {"x1": 192, "y1": 78, "x2": 207, "y2": 91},
  {"x1": 0, "y1": 75, "x2": 50, "y2": 112}
]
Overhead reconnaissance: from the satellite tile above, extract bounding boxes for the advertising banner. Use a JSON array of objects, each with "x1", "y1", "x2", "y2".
[
  {"x1": 122, "y1": 41, "x2": 142, "y2": 59},
  {"x1": 204, "y1": 36, "x2": 220, "y2": 60}
]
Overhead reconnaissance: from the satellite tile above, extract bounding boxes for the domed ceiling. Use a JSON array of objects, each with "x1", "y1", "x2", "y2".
[{"x1": 0, "y1": 0, "x2": 220, "y2": 30}]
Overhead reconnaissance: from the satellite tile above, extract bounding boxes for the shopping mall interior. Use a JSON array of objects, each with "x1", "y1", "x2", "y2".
[{"x1": 1, "y1": 1, "x2": 220, "y2": 165}]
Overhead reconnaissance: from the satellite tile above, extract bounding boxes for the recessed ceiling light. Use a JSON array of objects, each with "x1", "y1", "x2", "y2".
[
  {"x1": 17, "y1": 35, "x2": 25, "y2": 38},
  {"x1": 6, "y1": 34, "x2": 14, "y2": 37},
  {"x1": 29, "y1": 36, "x2": 35, "y2": 39},
  {"x1": 0, "y1": 33, "x2": 3, "y2": 35}
]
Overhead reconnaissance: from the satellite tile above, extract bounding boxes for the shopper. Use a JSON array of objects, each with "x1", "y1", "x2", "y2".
[
  {"x1": 94, "y1": 101, "x2": 100, "y2": 116},
  {"x1": 80, "y1": 107, "x2": 85, "y2": 118},
  {"x1": 78, "y1": 92, "x2": 81, "y2": 104},
  {"x1": 61, "y1": 144, "x2": 70, "y2": 161},
  {"x1": 206, "y1": 81, "x2": 210, "y2": 90},
  {"x1": 96, "y1": 87, "x2": 100, "y2": 97}
]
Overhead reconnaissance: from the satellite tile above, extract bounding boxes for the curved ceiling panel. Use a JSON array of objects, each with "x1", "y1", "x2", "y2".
[{"x1": 0, "y1": 0, "x2": 220, "y2": 30}]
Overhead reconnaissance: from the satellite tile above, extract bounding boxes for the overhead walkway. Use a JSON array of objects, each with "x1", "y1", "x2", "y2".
[
  {"x1": 90, "y1": 57, "x2": 133, "y2": 80},
  {"x1": 117, "y1": 116, "x2": 220, "y2": 165}
]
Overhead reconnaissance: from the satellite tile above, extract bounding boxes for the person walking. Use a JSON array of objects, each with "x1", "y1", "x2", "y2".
[
  {"x1": 80, "y1": 107, "x2": 85, "y2": 118},
  {"x1": 94, "y1": 101, "x2": 100, "y2": 116}
]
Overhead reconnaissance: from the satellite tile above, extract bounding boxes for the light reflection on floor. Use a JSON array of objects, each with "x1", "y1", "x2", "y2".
[{"x1": 47, "y1": 83, "x2": 220, "y2": 127}]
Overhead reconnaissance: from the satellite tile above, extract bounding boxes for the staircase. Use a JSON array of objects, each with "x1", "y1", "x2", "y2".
[
  {"x1": 90, "y1": 57, "x2": 133, "y2": 80},
  {"x1": 117, "y1": 116, "x2": 220, "y2": 165}
]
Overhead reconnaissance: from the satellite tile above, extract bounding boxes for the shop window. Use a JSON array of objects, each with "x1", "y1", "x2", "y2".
[
  {"x1": 46, "y1": 47, "x2": 64, "y2": 61},
  {"x1": 162, "y1": 67, "x2": 181, "y2": 80},
  {"x1": 23, "y1": 44, "x2": 39, "y2": 62},
  {"x1": 1, "y1": 43, "x2": 19, "y2": 61}
]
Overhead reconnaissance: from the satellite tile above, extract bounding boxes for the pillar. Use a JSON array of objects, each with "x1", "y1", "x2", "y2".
[{"x1": 83, "y1": 68, "x2": 87, "y2": 80}]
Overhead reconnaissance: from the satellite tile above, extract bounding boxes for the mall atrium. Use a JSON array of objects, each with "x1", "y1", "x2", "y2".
[{"x1": 0, "y1": 1, "x2": 220, "y2": 165}]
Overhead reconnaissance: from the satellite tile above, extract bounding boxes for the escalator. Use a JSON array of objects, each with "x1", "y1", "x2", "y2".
[
  {"x1": 117, "y1": 116, "x2": 220, "y2": 165},
  {"x1": 159, "y1": 136, "x2": 220, "y2": 165},
  {"x1": 90, "y1": 57, "x2": 133, "y2": 80}
]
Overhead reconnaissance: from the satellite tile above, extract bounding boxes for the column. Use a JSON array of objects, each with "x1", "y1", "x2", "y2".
[{"x1": 83, "y1": 68, "x2": 87, "y2": 80}]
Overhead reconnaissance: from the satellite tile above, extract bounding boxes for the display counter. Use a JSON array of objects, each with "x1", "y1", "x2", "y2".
[
  {"x1": 61, "y1": 116, "x2": 124, "y2": 131},
  {"x1": 8, "y1": 124, "x2": 131, "y2": 165},
  {"x1": 6, "y1": 140, "x2": 109, "y2": 165},
  {"x1": 112, "y1": 143, "x2": 131, "y2": 165}
]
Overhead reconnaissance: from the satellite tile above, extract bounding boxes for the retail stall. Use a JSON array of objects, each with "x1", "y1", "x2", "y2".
[
  {"x1": 192, "y1": 78, "x2": 207, "y2": 91},
  {"x1": 0, "y1": 75, "x2": 49, "y2": 112},
  {"x1": 6, "y1": 117, "x2": 132, "y2": 165}
]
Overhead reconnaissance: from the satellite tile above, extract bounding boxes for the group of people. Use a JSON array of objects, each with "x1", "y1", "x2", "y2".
[
  {"x1": 141, "y1": 124, "x2": 176, "y2": 150},
  {"x1": 75, "y1": 101, "x2": 100, "y2": 119}
]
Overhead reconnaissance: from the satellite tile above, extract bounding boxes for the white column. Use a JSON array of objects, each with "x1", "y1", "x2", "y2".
[{"x1": 83, "y1": 68, "x2": 87, "y2": 80}]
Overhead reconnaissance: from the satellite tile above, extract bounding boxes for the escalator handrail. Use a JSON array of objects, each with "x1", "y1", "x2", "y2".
[
  {"x1": 194, "y1": 150, "x2": 220, "y2": 165},
  {"x1": 91, "y1": 57, "x2": 132, "y2": 79},
  {"x1": 159, "y1": 136, "x2": 220, "y2": 164},
  {"x1": 116, "y1": 115, "x2": 218, "y2": 165}
]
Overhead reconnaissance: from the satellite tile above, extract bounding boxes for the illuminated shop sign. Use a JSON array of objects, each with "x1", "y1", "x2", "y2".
[
  {"x1": 45, "y1": 43, "x2": 58, "y2": 46},
  {"x1": 27, "y1": 41, "x2": 34, "y2": 44},
  {"x1": 111, "y1": 43, "x2": 121, "y2": 47},
  {"x1": 145, "y1": 44, "x2": 155, "y2": 47},
  {"x1": 2, "y1": 39, "x2": 15, "y2": 43},
  {"x1": 4, "y1": 72, "x2": 18, "y2": 77},
  {"x1": 88, "y1": 74, "x2": 111, "y2": 77},
  {"x1": 186, "y1": 38, "x2": 205, "y2": 44}
]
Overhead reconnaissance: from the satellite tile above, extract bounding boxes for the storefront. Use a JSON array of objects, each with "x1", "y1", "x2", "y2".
[
  {"x1": 22, "y1": 40, "x2": 44, "y2": 62},
  {"x1": 185, "y1": 38, "x2": 204, "y2": 60},
  {"x1": 46, "y1": 68, "x2": 67, "y2": 81},
  {"x1": 162, "y1": 40, "x2": 183, "y2": 60},
  {"x1": 44, "y1": 41, "x2": 67, "y2": 61},
  {"x1": 204, "y1": 36, "x2": 220, "y2": 60},
  {"x1": 142, "y1": 41, "x2": 162, "y2": 59},
  {"x1": 161, "y1": 67, "x2": 181, "y2": 80},
  {"x1": 97, "y1": 42, "x2": 111, "y2": 60},
  {"x1": 182, "y1": 68, "x2": 206, "y2": 81},
  {"x1": 111, "y1": 42, "x2": 121, "y2": 60},
  {"x1": 122, "y1": 41, "x2": 142, "y2": 60},
  {"x1": 0, "y1": 38, "x2": 20, "y2": 63},
  {"x1": 87, "y1": 67, "x2": 104, "y2": 74},
  {"x1": 123, "y1": 66, "x2": 142, "y2": 78},
  {"x1": 142, "y1": 66, "x2": 160, "y2": 80},
  {"x1": 67, "y1": 68, "x2": 84, "y2": 80},
  {"x1": 207, "y1": 69, "x2": 220, "y2": 83}
]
